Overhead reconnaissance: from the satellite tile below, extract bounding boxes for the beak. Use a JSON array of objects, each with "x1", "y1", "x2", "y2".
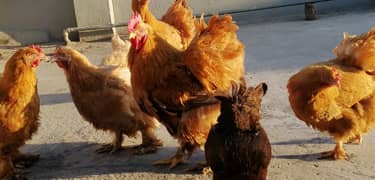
[
  {"x1": 45, "y1": 56, "x2": 56, "y2": 63},
  {"x1": 39, "y1": 54, "x2": 48, "y2": 62},
  {"x1": 129, "y1": 32, "x2": 136, "y2": 39}
]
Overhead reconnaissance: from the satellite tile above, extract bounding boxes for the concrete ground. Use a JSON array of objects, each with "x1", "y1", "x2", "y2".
[{"x1": 1, "y1": 3, "x2": 375, "y2": 180}]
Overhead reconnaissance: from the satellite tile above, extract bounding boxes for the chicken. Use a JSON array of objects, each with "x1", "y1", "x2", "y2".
[
  {"x1": 127, "y1": 12, "x2": 245, "y2": 169},
  {"x1": 100, "y1": 33, "x2": 131, "y2": 67},
  {"x1": 53, "y1": 46, "x2": 162, "y2": 154},
  {"x1": 131, "y1": 0, "x2": 204, "y2": 50},
  {"x1": 0, "y1": 45, "x2": 45, "y2": 179},
  {"x1": 287, "y1": 58, "x2": 375, "y2": 160},
  {"x1": 334, "y1": 28, "x2": 375, "y2": 73},
  {"x1": 205, "y1": 83, "x2": 271, "y2": 180}
]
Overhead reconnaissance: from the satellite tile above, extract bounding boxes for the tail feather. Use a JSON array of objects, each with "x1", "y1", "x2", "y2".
[
  {"x1": 334, "y1": 28, "x2": 375, "y2": 72},
  {"x1": 161, "y1": 0, "x2": 199, "y2": 47},
  {"x1": 182, "y1": 14, "x2": 245, "y2": 94}
]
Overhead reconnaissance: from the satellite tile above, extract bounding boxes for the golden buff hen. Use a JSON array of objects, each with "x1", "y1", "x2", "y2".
[
  {"x1": 53, "y1": 47, "x2": 162, "y2": 154},
  {"x1": 127, "y1": 12, "x2": 245, "y2": 169},
  {"x1": 205, "y1": 83, "x2": 271, "y2": 180},
  {"x1": 288, "y1": 58, "x2": 375, "y2": 160},
  {"x1": 0, "y1": 46, "x2": 45, "y2": 179}
]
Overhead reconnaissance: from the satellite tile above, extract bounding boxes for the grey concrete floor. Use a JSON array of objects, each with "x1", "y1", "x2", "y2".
[{"x1": 1, "y1": 3, "x2": 375, "y2": 180}]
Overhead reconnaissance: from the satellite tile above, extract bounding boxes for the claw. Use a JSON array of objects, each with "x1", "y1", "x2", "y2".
[
  {"x1": 184, "y1": 161, "x2": 209, "y2": 173},
  {"x1": 153, "y1": 155, "x2": 187, "y2": 169},
  {"x1": 95, "y1": 144, "x2": 122, "y2": 154},
  {"x1": 320, "y1": 150, "x2": 348, "y2": 160},
  {"x1": 319, "y1": 141, "x2": 348, "y2": 160},
  {"x1": 12, "y1": 153, "x2": 40, "y2": 168},
  {"x1": 131, "y1": 144, "x2": 159, "y2": 155},
  {"x1": 203, "y1": 167, "x2": 213, "y2": 175}
]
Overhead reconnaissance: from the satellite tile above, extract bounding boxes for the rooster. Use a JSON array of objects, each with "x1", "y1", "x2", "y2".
[
  {"x1": 53, "y1": 45, "x2": 162, "y2": 154},
  {"x1": 132, "y1": 0, "x2": 205, "y2": 50},
  {"x1": 127, "y1": 11, "x2": 245, "y2": 169},
  {"x1": 205, "y1": 83, "x2": 271, "y2": 180},
  {"x1": 0, "y1": 45, "x2": 45, "y2": 179}
]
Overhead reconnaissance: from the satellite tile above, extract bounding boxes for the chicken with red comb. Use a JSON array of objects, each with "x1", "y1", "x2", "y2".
[
  {"x1": 0, "y1": 46, "x2": 45, "y2": 179},
  {"x1": 288, "y1": 45, "x2": 375, "y2": 160}
]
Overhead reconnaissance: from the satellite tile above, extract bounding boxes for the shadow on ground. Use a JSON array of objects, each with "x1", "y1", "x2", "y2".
[
  {"x1": 20, "y1": 142, "x2": 205, "y2": 179},
  {"x1": 272, "y1": 137, "x2": 334, "y2": 146},
  {"x1": 272, "y1": 153, "x2": 323, "y2": 161},
  {"x1": 40, "y1": 93, "x2": 72, "y2": 105}
]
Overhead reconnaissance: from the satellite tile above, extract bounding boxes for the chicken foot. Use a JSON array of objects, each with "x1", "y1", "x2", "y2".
[
  {"x1": 345, "y1": 134, "x2": 363, "y2": 144},
  {"x1": 153, "y1": 147, "x2": 187, "y2": 169},
  {"x1": 132, "y1": 127, "x2": 163, "y2": 155},
  {"x1": 184, "y1": 161, "x2": 211, "y2": 174},
  {"x1": 12, "y1": 150, "x2": 40, "y2": 169},
  {"x1": 96, "y1": 131, "x2": 123, "y2": 154},
  {"x1": 0, "y1": 156, "x2": 26, "y2": 180},
  {"x1": 320, "y1": 141, "x2": 348, "y2": 160}
]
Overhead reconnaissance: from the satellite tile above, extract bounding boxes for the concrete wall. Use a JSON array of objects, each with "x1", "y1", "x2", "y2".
[
  {"x1": 74, "y1": 0, "x2": 375, "y2": 34},
  {"x1": 1, "y1": 0, "x2": 374, "y2": 44},
  {"x1": 75, "y1": 0, "x2": 328, "y2": 40},
  {"x1": 0, "y1": 0, "x2": 77, "y2": 45},
  {"x1": 76, "y1": 0, "x2": 320, "y2": 27}
]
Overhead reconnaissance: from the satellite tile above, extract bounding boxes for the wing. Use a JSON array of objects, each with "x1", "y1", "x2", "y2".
[
  {"x1": 0, "y1": 112, "x2": 27, "y2": 133},
  {"x1": 181, "y1": 15, "x2": 245, "y2": 94},
  {"x1": 0, "y1": 89, "x2": 39, "y2": 133},
  {"x1": 334, "y1": 63, "x2": 375, "y2": 108},
  {"x1": 148, "y1": 64, "x2": 219, "y2": 115}
]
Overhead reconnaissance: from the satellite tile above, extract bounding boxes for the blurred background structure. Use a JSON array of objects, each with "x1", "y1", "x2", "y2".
[{"x1": 0, "y1": 0, "x2": 374, "y2": 45}]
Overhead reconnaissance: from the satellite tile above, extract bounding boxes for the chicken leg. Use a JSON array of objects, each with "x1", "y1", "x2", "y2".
[
  {"x1": 320, "y1": 141, "x2": 348, "y2": 160},
  {"x1": 0, "y1": 155, "x2": 26, "y2": 180},
  {"x1": 153, "y1": 147, "x2": 187, "y2": 169},
  {"x1": 11, "y1": 150, "x2": 40, "y2": 168},
  {"x1": 96, "y1": 131, "x2": 123, "y2": 154},
  {"x1": 184, "y1": 161, "x2": 211, "y2": 174},
  {"x1": 132, "y1": 127, "x2": 163, "y2": 155}
]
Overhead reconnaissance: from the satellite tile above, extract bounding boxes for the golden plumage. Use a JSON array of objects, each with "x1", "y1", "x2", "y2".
[
  {"x1": 128, "y1": 13, "x2": 245, "y2": 168},
  {"x1": 0, "y1": 47, "x2": 43, "y2": 178},
  {"x1": 288, "y1": 58, "x2": 375, "y2": 160}
]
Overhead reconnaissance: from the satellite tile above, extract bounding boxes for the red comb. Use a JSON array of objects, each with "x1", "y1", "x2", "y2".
[
  {"x1": 53, "y1": 47, "x2": 62, "y2": 57},
  {"x1": 128, "y1": 12, "x2": 142, "y2": 33},
  {"x1": 28, "y1": 44, "x2": 42, "y2": 53},
  {"x1": 332, "y1": 67, "x2": 341, "y2": 81}
]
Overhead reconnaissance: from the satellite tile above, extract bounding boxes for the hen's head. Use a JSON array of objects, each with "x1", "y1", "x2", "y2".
[
  {"x1": 53, "y1": 47, "x2": 90, "y2": 70},
  {"x1": 53, "y1": 47, "x2": 77, "y2": 69},
  {"x1": 15, "y1": 45, "x2": 45, "y2": 68},
  {"x1": 127, "y1": 12, "x2": 148, "y2": 51},
  {"x1": 217, "y1": 82, "x2": 267, "y2": 131},
  {"x1": 319, "y1": 66, "x2": 341, "y2": 87}
]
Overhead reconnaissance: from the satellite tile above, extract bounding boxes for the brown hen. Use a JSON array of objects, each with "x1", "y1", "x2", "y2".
[
  {"x1": 205, "y1": 83, "x2": 271, "y2": 180},
  {"x1": 54, "y1": 46, "x2": 161, "y2": 155}
]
